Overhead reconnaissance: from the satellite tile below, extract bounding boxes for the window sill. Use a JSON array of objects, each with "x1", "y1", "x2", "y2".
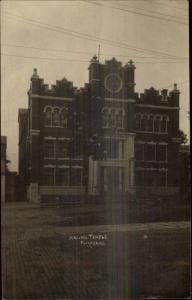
[
  {"x1": 136, "y1": 131, "x2": 168, "y2": 134},
  {"x1": 44, "y1": 125, "x2": 68, "y2": 128}
]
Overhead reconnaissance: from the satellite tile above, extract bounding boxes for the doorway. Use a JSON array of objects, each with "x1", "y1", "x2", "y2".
[{"x1": 101, "y1": 167, "x2": 124, "y2": 197}]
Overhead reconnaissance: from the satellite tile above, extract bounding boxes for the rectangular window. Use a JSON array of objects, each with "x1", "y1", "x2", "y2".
[
  {"x1": 44, "y1": 141, "x2": 55, "y2": 157},
  {"x1": 102, "y1": 109, "x2": 108, "y2": 128},
  {"x1": 135, "y1": 170, "x2": 144, "y2": 186},
  {"x1": 157, "y1": 145, "x2": 167, "y2": 161},
  {"x1": 43, "y1": 168, "x2": 54, "y2": 185},
  {"x1": 56, "y1": 168, "x2": 69, "y2": 185},
  {"x1": 103, "y1": 139, "x2": 119, "y2": 159},
  {"x1": 109, "y1": 110, "x2": 116, "y2": 127},
  {"x1": 116, "y1": 112, "x2": 124, "y2": 129},
  {"x1": 135, "y1": 144, "x2": 144, "y2": 161},
  {"x1": 161, "y1": 95, "x2": 168, "y2": 102},
  {"x1": 140, "y1": 116, "x2": 147, "y2": 131},
  {"x1": 56, "y1": 141, "x2": 68, "y2": 158},
  {"x1": 145, "y1": 144, "x2": 156, "y2": 161},
  {"x1": 74, "y1": 139, "x2": 83, "y2": 158},
  {"x1": 111, "y1": 140, "x2": 119, "y2": 159},
  {"x1": 160, "y1": 117, "x2": 168, "y2": 133},
  {"x1": 71, "y1": 168, "x2": 82, "y2": 186},
  {"x1": 119, "y1": 140, "x2": 124, "y2": 159},
  {"x1": 145, "y1": 170, "x2": 156, "y2": 186},
  {"x1": 158, "y1": 170, "x2": 167, "y2": 186}
]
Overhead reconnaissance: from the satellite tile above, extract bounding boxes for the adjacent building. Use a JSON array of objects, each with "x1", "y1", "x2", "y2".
[
  {"x1": 18, "y1": 57, "x2": 182, "y2": 203},
  {"x1": 6, "y1": 172, "x2": 18, "y2": 202},
  {"x1": 1, "y1": 136, "x2": 7, "y2": 203}
]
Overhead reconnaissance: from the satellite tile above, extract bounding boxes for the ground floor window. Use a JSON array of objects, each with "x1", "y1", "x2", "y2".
[
  {"x1": 43, "y1": 168, "x2": 55, "y2": 185},
  {"x1": 71, "y1": 168, "x2": 82, "y2": 186},
  {"x1": 144, "y1": 170, "x2": 156, "y2": 186},
  {"x1": 43, "y1": 167, "x2": 74, "y2": 186},
  {"x1": 135, "y1": 169, "x2": 167, "y2": 187},
  {"x1": 157, "y1": 170, "x2": 167, "y2": 186},
  {"x1": 56, "y1": 168, "x2": 69, "y2": 185},
  {"x1": 135, "y1": 144, "x2": 144, "y2": 161},
  {"x1": 135, "y1": 170, "x2": 144, "y2": 186}
]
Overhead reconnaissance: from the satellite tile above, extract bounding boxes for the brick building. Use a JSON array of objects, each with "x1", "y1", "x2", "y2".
[
  {"x1": 18, "y1": 57, "x2": 182, "y2": 203},
  {"x1": 178, "y1": 144, "x2": 190, "y2": 202}
]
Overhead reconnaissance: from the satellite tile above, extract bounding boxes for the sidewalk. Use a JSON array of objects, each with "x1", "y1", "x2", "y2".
[{"x1": 55, "y1": 220, "x2": 190, "y2": 235}]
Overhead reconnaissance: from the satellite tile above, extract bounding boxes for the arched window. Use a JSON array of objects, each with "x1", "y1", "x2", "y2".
[
  {"x1": 102, "y1": 108, "x2": 109, "y2": 128},
  {"x1": 161, "y1": 115, "x2": 169, "y2": 133},
  {"x1": 52, "y1": 108, "x2": 60, "y2": 126},
  {"x1": 140, "y1": 115, "x2": 148, "y2": 131},
  {"x1": 60, "y1": 108, "x2": 68, "y2": 128},
  {"x1": 109, "y1": 109, "x2": 116, "y2": 127},
  {"x1": 135, "y1": 114, "x2": 141, "y2": 130},
  {"x1": 116, "y1": 109, "x2": 124, "y2": 129},
  {"x1": 154, "y1": 116, "x2": 161, "y2": 132},
  {"x1": 44, "y1": 107, "x2": 52, "y2": 126},
  {"x1": 148, "y1": 115, "x2": 154, "y2": 132}
]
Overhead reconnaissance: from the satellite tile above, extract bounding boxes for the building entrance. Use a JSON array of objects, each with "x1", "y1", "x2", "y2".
[{"x1": 101, "y1": 167, "x2": 124, "y2": 197}]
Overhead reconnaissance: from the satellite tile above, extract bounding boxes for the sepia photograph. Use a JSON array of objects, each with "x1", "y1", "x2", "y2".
[{"x1": 1, "y1": 0, "x2": 190, "y2": 299}]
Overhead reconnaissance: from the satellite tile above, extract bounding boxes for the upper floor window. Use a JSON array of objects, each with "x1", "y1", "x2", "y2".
[
  {"x1": 135, "y1": 114, "x2": 141, "y2": 130},
  {"x1": 103, "y1": 139, "x2": 120, "y2": 159},
  {"x1": 60, "y1": 109, "x2": 68, "y2": 128},
  {"x1": 44, "y1": 140, "x2": 55, "y2": 157},
  {"x1": 135, "y1": 142, "x2": 167, "y2": 162},
  {"x1": 52, "y1": 108, "x2": 60, "y2": 126},
  {"x1": 141, "y1": 115, "x2": 148, "y2": 131},
  {"x1": 148, "y1": 115, "x2": 154, "y2": 132},
  {"x1": 116, "y1": 110, "x2": 124, "y2": 129},
  {"x1": 102, "y1": 107, "x2": 125, "y2": 129},
  {"x1": 135, "y1": 114, "x2": 169, "y2": 134},
  {"x1": 161, "y1": 116, "x2": 169, "y2": 133},
  {"x1": 109, "y1": 109, "x2": 116, "y2": 127},
  {"x1": 157, "y1": 144, "x2": 167, "y2": 161},
  {"x1": 161, "y1": 94, "x2": 168, "y2": 102},
  {"x1": 44, "y1": 106, "x2": 69, "y2": 128},
  {"x1": 44, "y1": 107, "x2": 52, "y2": 126},
  {"x1": 154, "y1": 116, "x2": 161, "y2": 132},
  {"x1": 102, "y1": 108, "x2": 109, "y2": 128}
]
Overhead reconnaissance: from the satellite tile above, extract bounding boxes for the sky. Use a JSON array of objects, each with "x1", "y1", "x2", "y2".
[{"x1": 1, "y1": 0, "x2": 189, "y2": 172}]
